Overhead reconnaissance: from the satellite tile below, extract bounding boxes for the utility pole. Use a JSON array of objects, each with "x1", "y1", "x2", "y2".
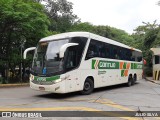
[
  {"x1": 20, "y1": 38, "x2": 26, "y2": 83},
  {"x1": 20, "y1": 44, "x2": 22, "y2": 83}
]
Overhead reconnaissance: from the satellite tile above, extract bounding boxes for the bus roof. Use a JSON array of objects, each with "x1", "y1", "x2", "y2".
[{"x1": 40, "y1": 32, "x2": 142, "y2": 52}]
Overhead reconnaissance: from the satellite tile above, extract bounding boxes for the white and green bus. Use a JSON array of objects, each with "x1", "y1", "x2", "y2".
[{"x1": 24, "y1": 32, "x2": 143, "y2": 94}]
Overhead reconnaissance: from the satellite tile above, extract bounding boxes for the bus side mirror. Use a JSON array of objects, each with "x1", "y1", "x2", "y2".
[
  {"x1": 59, "y1": 43, "x2": 79, "y2": 58},
  {"x1": 23, "y1": 47, "x2": 36, "y2": 59}
]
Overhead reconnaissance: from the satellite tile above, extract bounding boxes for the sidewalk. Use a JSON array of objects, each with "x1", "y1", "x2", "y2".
[
  {"x1": 145, "y1": 77, "x2": 160, "y2": 85},
  {"x1": 0, "y1": 83, "x2": 29, "y2": 88}
]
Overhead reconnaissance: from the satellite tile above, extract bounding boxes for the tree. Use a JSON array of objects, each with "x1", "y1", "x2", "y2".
[
  {"x1": 108, "y1": 27, "x2": 135, "y2": 46},
  {"x1": 69, "y1": 22, "x2": 134, "y2": 47},
  {"x1": 93, "y1": 25, "x2": 112, "y2": 38},
  {"x1": 133, "y1": 21, "x2": 160, "y2": 49},
  {"x1": 42, "y1": 0, "x2": 80, "y2": 32},
  {"x1": 0, "y1": 0, "x2": 50, "y2": 82},
  {"x1": 132, "y1": 21, "x2": 160, "y2": 76},
  {"x1": 68, "y1": 22, "x2": 94, "y2": 32}
]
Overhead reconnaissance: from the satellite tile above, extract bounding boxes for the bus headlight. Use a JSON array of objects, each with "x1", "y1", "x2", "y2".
[
  {"x1": 53, "y1": 79, "x2": 62, "y2": 84},
  {"x1": 30, "y1": 74, "x2": 34, "y2": 81},
  {"x1": 52, "y1": 75, "x2": 69, "y2": 84}
]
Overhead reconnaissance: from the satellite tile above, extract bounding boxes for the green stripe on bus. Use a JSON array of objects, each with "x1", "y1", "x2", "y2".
[
  {"x1": 92, "y1": 59, "x2": 143, "y2": 70},
  {"x1": 34, "y1": 75, "x2": 60, "y2": 81},
  {"x1": 131, "y1": 63, "x2": 143, "y2": 69},
  {"x1": 121, "y1": 70, "x2": 125, "y2": 77},
  {"x1": 123, "y1": 62, "x2": 127, "y2": 69},
  {"x1": 131, "y1": 63, "x2": 134, "y2": 69},
  {"x1": 92, "y1": 59, "x2": 96, "y2": 69},
  {"x1": 46, "y1": 75, "x2": 60, "y2": 81}
]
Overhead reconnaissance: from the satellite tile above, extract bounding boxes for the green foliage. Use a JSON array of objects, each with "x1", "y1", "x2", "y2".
[
  {"x1": 0, "y1": 0, "x2": 50, "y2": 54},
  {"x1": 132, "y1": 21, "x2": 160, "y2": 76},
  {"x1": 131, "y1": 33, "x2": 144, "y2": 49},
  {"x1": 45, "y1": 0, "x2": 80, "y2": 32},
  {"x1": 68, "y1": 22, "x2": 94, "y2": 32},
  {"x1": 153, "y1": 30, "x2": 160, "y2": 46},
  {"x1": 93, "y1": 25, "x2": 112, "y2": 38},
  {"x1": 108, "y1": 27, "x2": 135, "y2": 46},
  {"x1": 68, "y1": 22, "x2": 134, "y2": 47},
  {"x1": 0, "y1": 0, "x2": 50, "y2": 83},
  {"x1": 144, "y1": 28, "x2": 159, "y2": 48},
  {"x1": 0, "y1": 77, "x2": 3, "y2": 84},
  {"x1": 133, "y1": 21, "x2": 160, "y2": 49}
]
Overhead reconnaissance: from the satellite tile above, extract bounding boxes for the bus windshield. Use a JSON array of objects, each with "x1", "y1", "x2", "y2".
[
  {"x1": 32, "y1": 39, "x2": 69, "y2": 76},
  {"x1": 31, "y1": 37, "x2": 88, "y2": 76}
]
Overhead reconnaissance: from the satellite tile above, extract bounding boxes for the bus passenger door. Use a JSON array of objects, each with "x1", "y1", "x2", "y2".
[
  {"x1": 64, "y1": 46, "x2": 79, "y2": 92},
  {"x1": 65, "y1": 71, "x2": 78, "y2": 92}
]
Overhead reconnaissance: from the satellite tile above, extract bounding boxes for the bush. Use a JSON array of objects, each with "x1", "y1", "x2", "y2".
[
  {"x1": 0, "y1": 77, "x2": 2, "y2": 84},
  {"x1": 143, "y1": 66, "x2": 153, "y2": 77},
  {"x1": 0, "y1": 77, "x2": 9, "y2": 84}
]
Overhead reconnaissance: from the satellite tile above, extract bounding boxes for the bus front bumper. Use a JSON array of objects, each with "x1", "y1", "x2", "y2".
[{"x1": 30, "y1": 80, "x2": 66, "y2": 93}]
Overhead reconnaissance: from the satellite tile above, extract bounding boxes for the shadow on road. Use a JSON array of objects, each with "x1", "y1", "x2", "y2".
[
  {"x1": 35, "y1": 92, "x2": 80, "y2": 100},
  {"x1": 94, "y1": 82, "x2": 139, "y2": 93},
  {"x1": 35, "y1": 82, "x2": 139, "y2": 99}
]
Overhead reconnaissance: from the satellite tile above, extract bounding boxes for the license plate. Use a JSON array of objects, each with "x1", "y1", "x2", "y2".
[{"x1": 39, "y1": 86, "x2": 45, "y2": 91}]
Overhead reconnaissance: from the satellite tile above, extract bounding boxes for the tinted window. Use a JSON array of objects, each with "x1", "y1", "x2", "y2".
[
  {"x1": 65, "y1": 47, "x2": 77, "y2": 69},
  {"x1": 132, "y1": 51, "x2": 142, "y2": 62},
  {"x1": 105, "y1": 44, "x2": 110, "y2": 58},
  {"x1": 85, "y1": 39, "x2": 106, "y2": 60},
  {"x1": 64, "y1": 37, "x2": 87, "y2": 71},
  {"x1": 155, "y1": 55, "x2": 160, "y2": 64},
  {"x1": 85, "y1": 39, "x2": 142, "y2": 62}
]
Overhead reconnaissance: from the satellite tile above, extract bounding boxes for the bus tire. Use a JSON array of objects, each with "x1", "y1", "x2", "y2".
[
  {"x1": 132, "y1": 74, "x2": 137, "y2": 85},
  {"x1": 81, "y1": 78, "x2": 94, "y2": 95},
  {"x1": 127, "y1": 76, "x2": 132, "y2": 87}
]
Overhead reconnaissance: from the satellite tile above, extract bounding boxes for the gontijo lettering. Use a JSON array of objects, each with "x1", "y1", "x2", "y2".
[
  {"x1": 92, "y1": 59, "x2": 142, "y2": 70},
  {"x1": 92, "y1": 60, "x2": 119, "y2": 69},
  {"x1": 99, "y1": 62, "x2": 116, "y2": 68}
]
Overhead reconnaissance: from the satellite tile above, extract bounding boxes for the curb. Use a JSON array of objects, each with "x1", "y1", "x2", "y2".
[
  {"x1": 0, "y1": 83, "x2": 29, "y2": 88},
  {"x1": 145, "y1": 77, "x2": 160, "y2": 85}
]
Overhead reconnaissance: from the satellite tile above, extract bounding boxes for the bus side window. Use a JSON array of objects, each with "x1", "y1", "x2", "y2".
[
  {"x1": 121, "y1": 48, "x2": 125, "y2": 60},
  {"x1": 86, "y1": 43, "x2": 95, "y2": 59},
  {"x1": 86, "y1": 39, "x2": 107, "y2": 59},
  {"x1": 86, "y1": 39, "x2": 98, "y2": 59},
  {"x1": 105, "y1": 45, "x2": 110, "y2": 58},
  {"x1": 109, "y1": 45, "x2": 114, "y2": 59},
  {"x1": 118, "y1": 49, "x2": 122, "y2": 60},
  {"x1": 114, "y1": 47, "x2": 119, "y2": 59},
  {"x1": 98, "y1": 42, "x2": 106, "y2": 58}
]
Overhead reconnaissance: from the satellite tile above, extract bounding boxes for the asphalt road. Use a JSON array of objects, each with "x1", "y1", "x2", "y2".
[{"x1": 0, "y1": 79, "x2": 160, "y2": 120}]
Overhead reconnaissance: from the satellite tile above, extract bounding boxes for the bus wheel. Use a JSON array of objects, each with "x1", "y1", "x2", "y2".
[
  {"x1": 81, "y1": 78, "x2": 94, "y2": 95},
  {"x1": 127, "y1": 76, "x2": 132, "y2": 87},
  {"x1": 132, "y1": 75, "x2": 137, "y2": 85}
]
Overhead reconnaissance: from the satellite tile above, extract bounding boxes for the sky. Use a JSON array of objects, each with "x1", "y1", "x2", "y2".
[{"x1": 67, "y1": 0, "x2": 160, "y2": 34}]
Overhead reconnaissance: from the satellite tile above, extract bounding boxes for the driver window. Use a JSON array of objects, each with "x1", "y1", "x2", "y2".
[{"x1": 66, "y1": 47, "x2": 77, "y2": 69}]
